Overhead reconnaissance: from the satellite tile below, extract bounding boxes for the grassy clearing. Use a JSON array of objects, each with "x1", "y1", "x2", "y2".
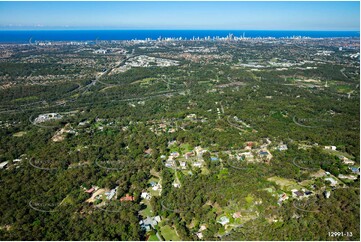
[
  {"x1": 12, "y1": 95, "x2": 38, "y2": 103},
  {"x1": 132, "y1": 78, "x2": 157, "y2": 86},
  {"x1": 169, "y1": 145, "x2": 180, "y2": 153},
  {"x1": 169, "y1": 143, "x2": 193, "y2": 155},
  {"x1": 160, "y1": 225, "x2": 180, "y2": 241},
  {"x1": 335, "y1": 85, "x2": 353, "y2": 93},
  {"x1": 201, "y1": 167, "x2": 210, "y2": 175},
  {"x1": 323, "y1": 149, "x2": 355, "y2": 159},
  {"x1": 150, "y1": 168, "x2": 161, "y2": 178},
  {"x1": 140, "y1": 201, "x2": 153, "y2": 217},
  {"x1": 217, "y1": 168, "x2": 229, "y2": 180},
  {"x1": 147, "y1": 177, "x2": 161, "y2": 197},
  {"x1": 13, "y1": 131, "x2": 27, "y2": 137},
  {"x1": 59, "y1": 194, "x2": 75, "y2": 206},
  {"x1": 147, "y1": 234, "x2": 159, "y2": 241},
  {"x1": 267, "y1": 176, "x2": 303, "y2": 191},
  {"x1": 245, "y1": 194, "x2": 254, "y2": 205},
  {"x1": 180, "y1": 143, "x2": 193, "y2": 153}
]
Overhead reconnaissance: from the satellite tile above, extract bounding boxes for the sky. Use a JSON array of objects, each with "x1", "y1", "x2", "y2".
[{"x1": 0, "y1": 1, "x2": 359, "y2": 30}]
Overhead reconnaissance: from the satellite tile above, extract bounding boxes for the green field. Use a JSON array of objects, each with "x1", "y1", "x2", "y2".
[
  {"x1": 335, "y1": 85, "x2": 353, "y2": 93},
  {"x1": 147, "y1": 234, "x2": 159, "y2": 241},
  {"x1": 267, "y1": 176, "x2": 303, "y2": 191},
  {"x1": 139, "y1": 201, "x2": 153, "y2": 217},
  {"x1": 12, "y1": 95, "x2": 38, "y2": 103},
  {"x1": 13, "y1": 131, "x2": 27, "y2": 137},
  {"x1": 160, "y1": 225, "x2": 180, "y2": 241},
  {"x1": 133, "y1": 77, "x2": 157, "y2": 86},
  {"x1": 180, "y1": 143, "x2": 193, "y2": 153}
]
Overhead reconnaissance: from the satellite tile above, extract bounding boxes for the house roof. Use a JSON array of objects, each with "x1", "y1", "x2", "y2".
[
  {"x1": 86, "y1": 188, "x2": 95, "y2": 193},
  {"x1": 233, "y1": 212, "x2": 241, "y2": 218},
  {"x1": 144, "y1": 148, "x2": 153, "y2": 155},
  {"x1": 295, "y1": 191, "x2": 304, "y2": 196},
  {"x1": 325, "y1": 177, "x2": 337, "y2": 185},
  {"x1": 218, "y1": 216, "x2": 230, "y2": 223},
  {"x1": 199, "y1": 225, "x2": 207, "y2": 231},
  {"x1": 142, "y1": 216, "x2": 161, "y2": 227},
  {"x1": 120, "y1": 194, "x2": 134, "y2": 202},
  {"x1": 246, "y1": 142, "x2": 253, "y2": 146},
  {"x1": 0, "y1": 161, "x2": 9, "y2": 169},
  {"x1": 141, "y1": 192, "x2": 151, "y2": 199}
]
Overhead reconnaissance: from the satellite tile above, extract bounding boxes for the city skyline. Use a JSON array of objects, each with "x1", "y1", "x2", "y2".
[{"x1": 0, "y1": 1, "x2": 360, "y2": 31}]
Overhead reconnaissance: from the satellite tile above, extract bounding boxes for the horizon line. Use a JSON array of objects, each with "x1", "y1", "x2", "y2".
[{"x1": 0, "y1": 29, "x2": 360, "y2": 32}]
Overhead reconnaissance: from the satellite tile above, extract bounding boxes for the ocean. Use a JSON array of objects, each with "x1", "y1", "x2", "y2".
[{"x1": 0, "y1": 30, "x2": 359, "y2": 43}]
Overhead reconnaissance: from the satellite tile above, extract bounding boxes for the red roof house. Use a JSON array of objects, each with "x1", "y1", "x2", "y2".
[
  {"x1": 120, "y1": 194, "x2": 134, "y2": 202},
  {"x1": 85, "y1": 187, "x2": 95, "y2": 193}
]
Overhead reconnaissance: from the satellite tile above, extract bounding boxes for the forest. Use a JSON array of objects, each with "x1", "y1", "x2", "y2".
[{"x1": 0, "y1": 39, "x2": 359, "y2": 241}]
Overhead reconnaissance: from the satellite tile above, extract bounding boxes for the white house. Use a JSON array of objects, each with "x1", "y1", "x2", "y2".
[
  {"x1": 278, "y1": 144, "x2": 288, "y2": 151},
  {"x1": 141, "y1": 192, "x2": 151, "y2": 200},
  {"x1": 217, "y1": 216, "x2": 230, "y2": 226},
  {"x1": 0, "y1": 161, "x2": 8, "y2": 169},
  {"x1": 325, "y1": 177, "x2": 337, "y2": 186}
]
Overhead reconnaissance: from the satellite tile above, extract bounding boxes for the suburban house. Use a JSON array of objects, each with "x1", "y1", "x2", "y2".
[
  {"x1": 323, "y1": 190, "x2": 331, "y2": 199},
  {"x1": 184, "y1": 151, "x2": 195, "y2": 159},
  {"x1": 217, "y1": 216, "x2": 230, "y2": 226},
  {"x1": 105, "y1": 187, "x2": 117, "y2": 200},
  {"x1": 196, "y1": 225, "x2": 207, "y2": 239},
  {"x1": 179, "y1": 161, "x2": 187, "y2": 169},
  {"x1": 245, "y1": 141, "x2": 254, "y2": 148},
  {"x1": 170, "y1": 151, "x2": 180, "y2": 158},
  {"x1": 325, "y1": 177, "x2": 338, "y2": 186},
  {"x1": 0, "y1": 161, "x2": 8, "y2": 169},
  {"x1": 338, "y1": 174, "x2": 358, "y2": 180},
  {"x1": 85, "y1": 187, "x2": 95, "y2": 194},
  {"x1": 278, "y1": 193, "x2": 289, "y2": 204},
  {"x1": 194, "y1": 146, "x2": 207, "y2": 157},
  {"x1": 144, "y1": 148, "x2": 153, "y2": 155},
  {"x1": 120, "y1": 194, "x2": 134, "y2": 202},
  {"x1": 139, "y1": 216, "x2": 161, "y2": 231},
  {"x1": 258, "y1": 150, "x2": 272, "y2": 162},
  {"x1": 237, "y1": 152, "x2": 253, "y2": 161},
  {"x1": 291, "y1": 189, "x2": 304, "y2": 198},
  {"x1": 278, "y1": 144, "x2": 288, "y2": 151},
  {"x1": 196, "y1": 232, "x2": 203, "y2": 239},
  {"x1": 173, "y1": 182, "x2": 180, "y2": 188},
  {"x1": 152, "y1": 183, "x2": 162, "y2": 191},
  {"x1": 141, "y1": 192, "x2": 151, "y2": 200},
  {"x1": 232, "y1": 212, "x2": 242, "y2": 218},
  {"x1": 165, "y1": 159, "x2": 175, "y2": 168},
  {"x1": 339, "y1": 156, "x2": 355, "y2": 165},
  {"x1": 167, "y1": 140, "x2": 177, "y2": 147}
]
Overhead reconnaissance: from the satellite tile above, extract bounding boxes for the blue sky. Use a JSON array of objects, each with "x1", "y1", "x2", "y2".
[{"x1": 0, "y1": 1, "x2": 359, "y2": 30}]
